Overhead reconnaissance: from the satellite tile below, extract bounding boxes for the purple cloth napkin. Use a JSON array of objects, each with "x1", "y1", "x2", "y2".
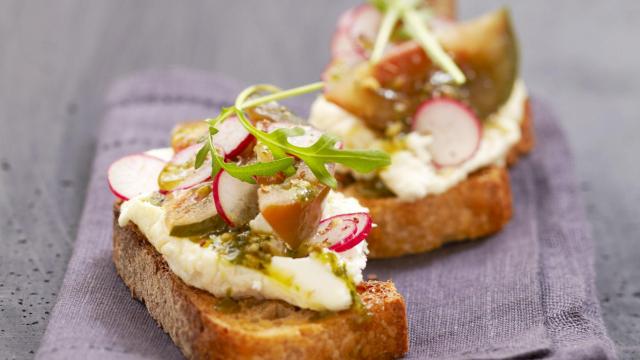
[{"x1": 36, "y1": 68, "x2": 616, "y2": 359}]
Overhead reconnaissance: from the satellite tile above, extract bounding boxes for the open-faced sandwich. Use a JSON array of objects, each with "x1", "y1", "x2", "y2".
[
  {"x1": 108, "y1": 83, "x2": 408, "y2": 359},
  {"x1": 310, "y1": 0, "x2": 534, "y2": 258}
]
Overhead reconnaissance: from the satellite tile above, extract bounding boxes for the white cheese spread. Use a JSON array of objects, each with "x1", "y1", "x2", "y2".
[
  {"x1": 118, "y1": 190, "x2": 368, "y2": 312},
  {"x1": 309, "y1": 80, "x2": 528, "y2": 201}
]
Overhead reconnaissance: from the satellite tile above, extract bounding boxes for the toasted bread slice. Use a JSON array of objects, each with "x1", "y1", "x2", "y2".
[
  {"x1": 346, "y1": 100, "x2": 534, "y2": 258},
  {"x1": 112, "y1": 207, "x2": 409, "y2": 360}
]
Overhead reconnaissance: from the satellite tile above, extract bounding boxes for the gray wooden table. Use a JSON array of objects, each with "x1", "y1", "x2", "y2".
[{"x1": 1, "y1": 1, "x2": 638, "y2": 359}]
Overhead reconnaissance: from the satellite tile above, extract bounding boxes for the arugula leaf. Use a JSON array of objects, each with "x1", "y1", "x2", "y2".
[
  {"x1": 194, "y1": 82, "x2": 391, "y2": 188},
  {"x1": 213, "y1": 155, "x2": 294, "y2": 184},
  {"x1": 286, "y1": 132, "x2": 390, "y2": 188},
  {"x1": 233, "y1": 109, "x2": 390, "y2": 188},
  {"x1": 194, "y1": 143, "x2": 209, "y2": 169},
  {"x1": 294, "y1": 140, "x2": 391, "y2": 173}
]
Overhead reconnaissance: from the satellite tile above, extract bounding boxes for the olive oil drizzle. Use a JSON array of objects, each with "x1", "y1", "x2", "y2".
[
  {"x1": 312, "y1": 251, "x2": 366, "y2": 314},
  {"x1": 202, "y1": 226, "x2": 364, "y2": 313}
]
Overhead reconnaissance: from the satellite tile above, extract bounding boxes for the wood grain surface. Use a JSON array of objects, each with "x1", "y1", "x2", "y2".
[{"x1": 0, "y1": 1, "x2": 638, "y2": 359}]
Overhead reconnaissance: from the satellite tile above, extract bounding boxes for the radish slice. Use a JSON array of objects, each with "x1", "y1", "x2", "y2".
[
  {"x1": 285, "y1": 129, "x2": 322, "y2": 148},
  {"x1": 314, "y1": 217, "x2": 357, "y2": 245},
  {"x1": 108, "y1": 154, "x2": 166, "y2": 200},
  {"x1": 336, "y1": 4, "x2": 357, "y2": 31},
  {"x1": 331, "y1": 7, "x2": 361, "y2": 60},
  {"x1": 348, "y1": 4, "x2": 382, "y2": 57},
  {"x1": 144, "y1": 147, "x2": 174, "y2": 162},
  {"x1": 266, "y1": 123, "x2": 323, "y2": 148},
  {"x1": 172, "y1": 117, "x2": 252, "y2": 163},
  {"x1": 158, "y1": 143, "x2": 212, "y2": 192},
  {"x1": 331, "y1": 29, "x2": 362, "y2": 61},
  {"x1": 160, "y1": 116, "x2": 254, "y2": 193},
  {"x1": 212, "y1": 170, "x2": 259, "y2": 227},
  {"x1": 331, "y1": 4, "x2": 382, "y2": 60},
  {"x1": 213, "y1": 116, "x2": 254, "y2": 160},
  {"x1": 175, "y1": 164, "x2": 211, "y2": 191},
  {"x1": 412, "y1": 98, "x2": 482, "y2": 167},
  {"x1": 171, "y1": 142, "x2": 202, "y2": 165},
  {"x1": 314, "y1": 213, "x2": 372, "y2": 252}
]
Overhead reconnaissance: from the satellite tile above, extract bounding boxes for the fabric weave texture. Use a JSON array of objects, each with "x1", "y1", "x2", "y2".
[{"x1": 36, "y1": 68, "x2": 616, "y2": 360}]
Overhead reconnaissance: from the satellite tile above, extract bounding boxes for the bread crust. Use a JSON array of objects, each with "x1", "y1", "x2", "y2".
[
  {"x1": 113, "y1": 207, "x2": 408, "y2": 360},
  {"x1": 350, "y1": 99, "x2": 535, "y2": 258}
]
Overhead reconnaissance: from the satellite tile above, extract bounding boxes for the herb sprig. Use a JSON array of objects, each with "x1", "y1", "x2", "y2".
[
  {"x1": 195, "y1": 83, "x2": 390, "y2": 188},
  {"x1": 369, "y1": 0, "x2": 466, "y2": 84}
]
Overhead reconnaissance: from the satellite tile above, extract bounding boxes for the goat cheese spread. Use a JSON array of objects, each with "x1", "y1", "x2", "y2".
[
  {"x1": 310, "y1": 80, "x2": 528, "y2": 201},
  {"x1": 118, "y1": 189, "x2": 368, "y2": 312}
]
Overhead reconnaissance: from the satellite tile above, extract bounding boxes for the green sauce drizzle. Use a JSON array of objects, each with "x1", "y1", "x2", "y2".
[{"x1": 312, "y1": 251, "x2": 365, "y2": 314}]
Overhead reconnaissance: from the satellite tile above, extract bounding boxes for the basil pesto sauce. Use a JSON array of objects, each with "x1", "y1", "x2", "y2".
[
  {"x1": 202, "y1": 227, "x2": 364, "y2": 312},
  {"x1": 144, "y1": 191, "x2": 363, "y2": 312},
  {"x1": 312, "y1": 251, "x2": 365, "y2": 314}
]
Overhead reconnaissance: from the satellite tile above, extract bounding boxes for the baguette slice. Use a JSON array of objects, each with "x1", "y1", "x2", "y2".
[
  {"x1": 347, "y1": 99, "x2": 534, "y2": 258},
  {"x1": 113, "y1": 206, "x2": 409, "y2": 360}
]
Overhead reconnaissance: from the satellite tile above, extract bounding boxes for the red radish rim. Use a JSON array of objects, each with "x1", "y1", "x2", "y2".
[
  {"x1": 412, "y1": 97, "x2": 483, "y2": 168},
  {"x1": 108, "y1": 178, "x2": 129, "y2": 201},
  {"x1": 108, "y1": 153, "x2": 166, "y2": 201},
  {"x1": 174, "y1": 165, "x2": 212, "y2": 191},
  {"x1": 315, "y1": 217, "x2": 358, "y2": 245},
  {"x1": 165, "y1": 116, "x2": 254, "y2": 192},
  {"x1": 412, "y1": 97, "x2": 478, "y2": 128},
  {"x1": 224, "y1": 134, "x2": 255, "y2": 160},
  {"x1": 349, "y1": 4, "x2": 377, "y2": 58},
  {"x1": 329, "y1": 213, "x2": 372, "y2": 252},
  {"x1": 212, "y1": 170, "x2": 235, "y2": 227},
  {"x1": 213, "y1": 116, "x2": 255, "y2": 160},
  {"x1": 161, "y1": 143, "x2": 210, "y2": 192},
  {"x1": 324, "y1": 212, "x2": 372, "y2": 252}
]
